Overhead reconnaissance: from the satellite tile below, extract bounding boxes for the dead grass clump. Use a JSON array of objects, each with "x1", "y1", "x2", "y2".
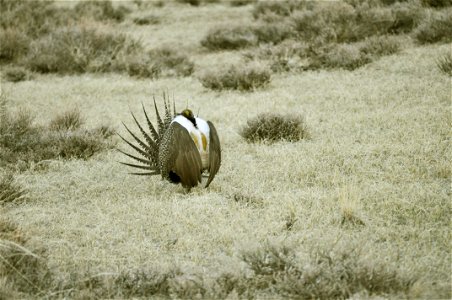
[
  {"x1": 199, "y1": 63, "x2": 270, "y2": 91},
  {"x1": 74, "y1": 1, "x2": 130, "y2": 22},
  {"x1": 241, "y1": 113, "x2": 309, "y2": 143},
  {"x1": 0, "y1": 173, "x2": 27, "y2": 205},
  {"x1": 414, "y1": 8, "x2": 452, "y2": 43},
  {"x1": 436, "y1": 52, "x2": 452, "y2": 75},
  {"x1": 0, "y1": 217, "x2": 51, "y2": 295},
  {"x1": 26, "y1": 26, "x2": 142, "y2": 74},
  {"x1": 0, "y1": 101, "x2": 114, "y2": 168},
  {"x1": 201, "y1": 26, "x2": 258, "y2": 50},
  {"x1": 2, "y1": 66, "x2": 32, "y2": 83}
]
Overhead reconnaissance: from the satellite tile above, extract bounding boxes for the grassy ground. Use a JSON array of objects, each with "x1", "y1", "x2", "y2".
[{"x1": 1, "y1": 1, "x2": 451, "y2": 298}]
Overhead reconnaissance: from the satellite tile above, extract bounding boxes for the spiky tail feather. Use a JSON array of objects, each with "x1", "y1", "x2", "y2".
[{"x1": 118, "y1": 93, "x2": 176, "y2": 175}]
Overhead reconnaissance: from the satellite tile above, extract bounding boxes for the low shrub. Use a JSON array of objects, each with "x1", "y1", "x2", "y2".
[
  {"x1": 252, "y1": 1, "x2": 304, "y2": 20},
  {"x1": 133, "y1": 14, "x2": 161, "y2": 25},
  {"x1": 310, "y1": 36, "x2": 400, "y2": 70},
  {"x1": 240, "y1": 113, "x2": 309, "y2": 143},
  {"x1": 0, "y1": 28, "x2": 30, "y2": 63},
  {"x1": 176, "y1": 0, "x2": 200, "y2": 6},
  {"x1": 26, "y1": 26, "x2": 143, "y2": 74},
  {"x1": 199, "y1": 63, "x2": 271, "y2": 91},
  {"x1": 148, "y1": 47, "x2": 194, "y2": 77},
  {"x1": 388, "y1": 1, "x2": 424, "y2": 34},
  {"x1": 2, "y1": 66, "x2": 32, "y2": 83},
  {"x1": 230, "y1": 0, "x2": 257, "y2": 6},
  {"x1": 74, "y1": 1, "x2": 130, "y2": 22},
  {"x1": 0, "y1": 101, "x2": 114, "y2": 168},
  {"x1": 252, "y1": 22, "x2": 293, "y2": 44},
  {"x1": 436, "y1": 52, "x2": 452, "y2": 75},
  {"x1": 243, "y1": 40, "x2": 308, "y2": 73},
  {"x1": 414, "y1": 8, "x2": 452, "y2": 44},
  {"x1": 201, "y1": 26, "x2": 258, "y2": 50},
  {"x1": 421, "y1": 0, "x2": 452, "y2": 7}
]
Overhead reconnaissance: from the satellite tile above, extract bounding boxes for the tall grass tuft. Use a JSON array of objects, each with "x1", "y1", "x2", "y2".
[
  {"x1": 240, "y1": 113, "x2": 309, "y2": 143},
  {"x1": 436, "y1": 52, "x2": 452, "y2": 75},
  {"x1": 0, "y1": 173, "x2": 26, "y2": 205}
]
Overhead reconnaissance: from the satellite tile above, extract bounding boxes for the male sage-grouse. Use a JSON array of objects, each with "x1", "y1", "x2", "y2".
[{"x1": 118, "y1": 94, "x2": 221, "y2": 190}]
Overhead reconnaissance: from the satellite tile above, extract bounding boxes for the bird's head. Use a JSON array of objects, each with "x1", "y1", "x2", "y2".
[{"x1": 180, "y1": 109, "x2": 196, "y2": 126}]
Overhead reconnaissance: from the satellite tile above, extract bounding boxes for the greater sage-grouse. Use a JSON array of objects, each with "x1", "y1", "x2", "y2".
[{"x1": 118, "y1": 95, "x2": 221, "y2": 189}]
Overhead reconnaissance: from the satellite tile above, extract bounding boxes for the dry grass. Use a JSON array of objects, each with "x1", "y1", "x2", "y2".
[{"x1": 0, "y1": 1, "x2": 450, "y2": 298}]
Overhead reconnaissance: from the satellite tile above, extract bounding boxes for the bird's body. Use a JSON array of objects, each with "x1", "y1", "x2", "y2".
[{"x1": 118, "y1": 95, "x2": 221, "y2": 190}]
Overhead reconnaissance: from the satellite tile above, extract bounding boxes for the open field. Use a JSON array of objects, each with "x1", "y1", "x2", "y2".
[{"x1": 1, "y1": 0, "x2": 451, "y2": 298}]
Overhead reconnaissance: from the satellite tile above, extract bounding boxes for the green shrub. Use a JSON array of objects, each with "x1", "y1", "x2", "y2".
[
  {"x1": 0, "y1": 28, "x2": 30, "y2": 63},
  {"x1": 199, "y1": 63, "x2": 271, "y2": 91},
  {"x1": 0, "y1": 173, "x2": 26, "y2": 204},
  {"x1": 74, "y1": 1, "x2": 130, "y2": 22},
  {"x1": 241, "y1": 113, "x2": 309, "y2": 143},
  {"x1": 2, "y1": 66, "x2": 32, "y2": 83},
  {"x1": 201, "y1": 26, "x2": 258, "y2": 50},
  {"x1": 414, "y1": 9, "x2": 452, "y2": 43},
  {"x1": 133, "y1": 14, "x2": 161, "y2": 25},
  {"x1": 436, "y1": 52, "x2": 452, "y2": 75},
  {"x1": 26, "y1": 26, "x2": 143, "y2": 74}
]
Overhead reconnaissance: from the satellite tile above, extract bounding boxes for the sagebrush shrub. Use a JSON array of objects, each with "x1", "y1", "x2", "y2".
[
  {"x1": 133, "y1": 14, "x2": 161, "y2": 25},
  {"x1": 414, "y1": 9, "x2": 452, "y2": 44},
  {"x1": 0, "y1": 101, "x2": 114, "y2": 168},
  {"x1": 199, "y1": 63, "x2": 271, "y2": 91},
  {"x1": 0, "y1": 28, "x2": 30, "y2": 62},
  {"x1": 2, "y1": 66, "x2": 32, "y2": 83},
  {"x1": 26, "y1": 26, "x2": 142, "y2": 74},
  {"x1": 252, "y1": 1, "x2": 304, "y2": 20},
  {"x1": 201, "y1": 26, "x2": 258, "y2": 50},
  {"x1": 421, "y1": 0, "x2": 452, "y2": 7},
  {"x1": 148, "y1": 47, "x2": 195, "y2": 77},
  {"x1": 74, "y1": 1, "x2": 129, "y2": 22},
  {"x1": 241, "y1": 113, "x2": 309, "y2": 143},
  {"x1": 230, "y1": 0, "x2": 257, "y2": 6},
  {"x1": 436, "y1": 52, "x2": 452, "y2": 75}
]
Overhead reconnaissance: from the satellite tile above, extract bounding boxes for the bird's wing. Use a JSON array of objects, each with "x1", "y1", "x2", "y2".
[
  {"x1": 165, "y1": 122, "x2": 203, "y2": 188},
  {"x1": 205, "y1": 121, "x2": 221, "y2": 188}
]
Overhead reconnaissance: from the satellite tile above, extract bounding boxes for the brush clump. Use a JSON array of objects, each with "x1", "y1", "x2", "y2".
[{"x1": 241, "y1": 113, "x2": 309, "y2": 143}]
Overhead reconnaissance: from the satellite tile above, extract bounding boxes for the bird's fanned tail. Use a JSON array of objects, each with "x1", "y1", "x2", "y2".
[{"x1": 118, "y1": 93, "x2": 176, "y2": 175}]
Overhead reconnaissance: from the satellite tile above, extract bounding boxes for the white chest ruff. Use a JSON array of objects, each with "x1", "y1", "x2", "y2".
[{"x1": 173, "y1": 116, "x2": 210, "y2": 169}]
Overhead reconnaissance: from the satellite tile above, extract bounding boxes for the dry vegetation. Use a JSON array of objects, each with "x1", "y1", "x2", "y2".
[{"x1": 0, "y1": 0, "x2": 450, "y2": 298}]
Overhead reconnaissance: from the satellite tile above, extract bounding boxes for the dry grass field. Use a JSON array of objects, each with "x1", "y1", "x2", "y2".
[{"x1": 1, "y1": 0, "x2": 451, "y2": 298}]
